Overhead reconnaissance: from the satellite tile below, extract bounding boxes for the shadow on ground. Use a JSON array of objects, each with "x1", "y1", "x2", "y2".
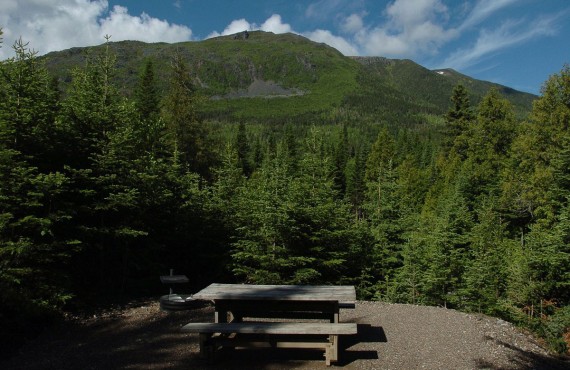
[
  {"x1": 1, "y1": 303, "x2": 388, "y2": 370},
  {"x1": 2, "y1": 302, "x2": 212, "y2": 370},
  {"x1": 475, "y1": 335, "x2": 570, "y2": 370}
]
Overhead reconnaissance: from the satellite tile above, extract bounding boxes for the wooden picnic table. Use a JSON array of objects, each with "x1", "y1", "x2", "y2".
[
  {"x1": 192, "y1": 283, "x2": 356, "y2": 301},
  {"x1": 185, "y1": 283, "x2": 357, "y2": 366},
  {"x1": 192, "y1": 283, "x2": 356, "y2": 323}
]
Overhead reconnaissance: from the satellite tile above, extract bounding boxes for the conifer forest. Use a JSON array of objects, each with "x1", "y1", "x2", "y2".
[{"x1": 1, "y1": 32, "x2": 569, "y2": 353}]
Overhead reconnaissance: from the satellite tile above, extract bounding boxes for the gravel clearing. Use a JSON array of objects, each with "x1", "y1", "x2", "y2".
[{"x1": 3, "y1": 300, "x2": 568, "y2": 369}]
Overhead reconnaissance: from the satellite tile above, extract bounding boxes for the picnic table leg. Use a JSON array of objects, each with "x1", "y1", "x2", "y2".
[
  {"x1": 199, "y1": 333, "x2": 213, "y2": 359},
  {"x1": 329, "y1": 301, "x2": 340, "y2": 364},
  {"x1": 214, "y1": 310, "x2": 227, "y2": 323},
  {"x1": 214, "y1": 300, "x2": 229, "y2": 323},
  {"x1": 330, "y1": 334, "x2": 339, "y2": 363},
  {"x1": 325, "y1": 336, "x2": 339, "y2": 366}
]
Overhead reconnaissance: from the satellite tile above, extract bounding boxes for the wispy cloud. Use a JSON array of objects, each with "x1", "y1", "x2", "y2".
[
  {"x1": 443, "y1": 14, "x2": 561, "y2": 70},
  {"x1": 305, "y1": 0, "x2": 352, "y2": 22},
  {"x1": 459, "y1": 0, "x2": 520, "y2": 30}
]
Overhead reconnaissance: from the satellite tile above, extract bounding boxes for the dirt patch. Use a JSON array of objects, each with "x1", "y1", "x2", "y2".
[{"x1": 3, "y1": 301, "x2": 569, "y2": 369}]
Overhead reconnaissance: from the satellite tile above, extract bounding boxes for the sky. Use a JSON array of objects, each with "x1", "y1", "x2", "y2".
[{"x1": 1, "y1": 0, "x2": 569, "y2": 95}]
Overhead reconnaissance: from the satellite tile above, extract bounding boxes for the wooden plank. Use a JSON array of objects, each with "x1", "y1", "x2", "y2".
[
  {"x1": 193, "y1": 283, "x2": 356, "y2": 302},
  {"x1": 216, "y1": 299, "x2": 338, "y2": 315},
  {"x1": 212, "y1": 338, "x2": 331, "y2": 349},
  {"x1": 216, "y1": 299, "x2": 340, "y2": 323},
  {"x1": 181, "y1": 322, "x2": 357, "y2": 335},
  {"x1": 231, "y1": 310, "x2": 334, "y2": 321}
]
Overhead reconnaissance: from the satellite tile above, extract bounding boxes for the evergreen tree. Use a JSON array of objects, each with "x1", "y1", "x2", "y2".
[
  {"x1": 346, "y1": 148, "x2": 366, "y2": 216},
  {"x1": 0, "y1": 35, "x2": 74, "y2": 327},
  {"x1": 231, "y1": 142, "x2": 295, "y2": 283},
  {"x1": 365, "y1": 128, "x2": 396, "y2": 184},
  {"x1": 362, "y1": 159, "x2": 404, "y2": 299},
  {"x1": 501, "y1": 65, "x2": 570, "y2": 244},
  {"x1": 236, "y1": 121, "x2": 251, "y2": 176},
  {"x1": 462, "y1": 199, "x2": 511, "y2": 314},
  {"x1": 462, "y1": 88, "x2": 515, "y2": 206},
  {"x1": 393, "y1": 230, "x2": 426, "y2": 305},
  {"x1": 0, "y1": 38, "x2": 62, "y2": 171},
  {"x1": 162, "y1": 54, "x2": 212, "y2": 177},
  {"x1": 283, "y1": 123, "x2": 299, "y2": 170},
  {"x1": 60, "y1": 37, "x2": 120, "y2": 169},
  {"x1": 288, "y1": 127, "x2": 368, "y2": 284},
  {"x1": 231, "y1": 127, "x2": 369, "y2": 285},
  {"x1": 421, "y1": 179, "x2": 472, "y2": 308},
  {"x1": 444, "y1": 84, "x2": 473, "y2": 155},
  {"x1": 134, "y1": 59, "x2": 160, "y2": 122},
  {"x1": 333, "y1": 124, "x2": 349, "y2": 196}
]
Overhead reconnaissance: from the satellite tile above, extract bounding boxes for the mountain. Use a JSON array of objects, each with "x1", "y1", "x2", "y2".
[{"x1": 41, "y1": 31, "x2": 536, "y2": 123}]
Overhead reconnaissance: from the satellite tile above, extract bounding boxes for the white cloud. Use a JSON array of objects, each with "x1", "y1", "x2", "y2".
[
  {"x1": 207, "y1": 19, "x2": 252, "y2": 38},
  {"x1": 460, "y1": 0, "x2": 520, "y2": 30},
  {"x1": 352, "y1": 0, "x2": 457, "y2": 57},
  {"x1": 261, "y1": 14, "x2": 292, "y2": 34},
  {"x1": 305, "y1": 0, "x2": 345, "y2": 21},
  {"x1": 341, "y1": 14, "x2": 364, "y2": 34},
  {"x1": 304, "y1": 29, "x2": 359, "y2": 55},
  {"x1": 355, "y1": 28, "x2": 408, "y2": 56},
  {"x1": 0, "y1": 0, "x2": 192, "y2": 59},
  {"x1": 100, "y1": 6, "x2": 192, "y2": 43},
  {"x1": 385, "y1": 0, "x2": 449, "y2": 28},
  {"x1": 2, "y1": 0, "x2": 558, "y2": 76},
  {"x1": 208, "y1": 14, "x2": 292, "y2": 39},
  {"x1": 443, "y1": 15, "x2": 560, "y2": 70},
  {"x1": 208, "y1": 14, "x2": 356, "y2": 56}
]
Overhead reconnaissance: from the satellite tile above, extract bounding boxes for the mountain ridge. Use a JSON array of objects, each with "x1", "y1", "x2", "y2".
[{"x1": 41, "y1": 31, "x2": 536, "y2": 123}]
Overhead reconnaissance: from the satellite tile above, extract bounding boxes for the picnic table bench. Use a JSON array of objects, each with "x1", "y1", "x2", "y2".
[{"x1": 182, "y1": 283, "x2": 357, "y2": 366}]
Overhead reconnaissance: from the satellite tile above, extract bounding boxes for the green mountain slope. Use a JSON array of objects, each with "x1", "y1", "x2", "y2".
[
  {"x1": 346, "y1": 57, "x2": 535, "y2": 121},
  {"x1": 42, "y1": 31, "x2": 536, "y2": 123}
]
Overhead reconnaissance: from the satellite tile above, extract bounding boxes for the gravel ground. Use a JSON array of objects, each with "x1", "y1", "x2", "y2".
[{"x1": 3, "y1": 300, "x2": 569, "y2": 370}]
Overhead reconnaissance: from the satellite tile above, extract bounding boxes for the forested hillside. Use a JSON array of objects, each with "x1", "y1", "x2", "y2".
[
  {"x1": 41, "y1": 31, "x2": 535, "y2": 123},
  {"x1": 1, "y1": 29, "x2": 568, "y2": 356}
]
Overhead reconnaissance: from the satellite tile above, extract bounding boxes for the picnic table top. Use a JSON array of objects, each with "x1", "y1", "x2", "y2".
[{"x1": 192, "y1": 283, "x2": 356, "y2": 302}]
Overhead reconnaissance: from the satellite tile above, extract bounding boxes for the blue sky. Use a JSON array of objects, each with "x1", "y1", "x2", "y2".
[{"x1": 1, "y1": 0, "x2": 569, "y2": 95}]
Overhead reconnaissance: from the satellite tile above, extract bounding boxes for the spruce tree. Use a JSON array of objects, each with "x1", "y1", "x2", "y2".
[
  {"x1": 444, "y1": 84, "x2": 473, "y2": 155},
  {"x1": 162, "y1": 53, "x2": 212, "y2": 176},
  {"x1": 333, "y1": 124, "x2": 349, "y2": 196},
  {"x1": 365, "y1": 128, "x2": 396, "y2": 184},
  {"x1": 236, "y1": 121, "x2": 251, "y2": 176},
  {"x1": 0, "y1": 35, "x2": 74, "y2": 321},
  {"x1": 462, "y1": 199, "x2": 511, "y2": 314},
  {"x1": 134, "y1": 59, "x2": 160, "y2": 122},
  {"x1": 231, "y1": 142, "x2": 294, "y2": 283}
]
